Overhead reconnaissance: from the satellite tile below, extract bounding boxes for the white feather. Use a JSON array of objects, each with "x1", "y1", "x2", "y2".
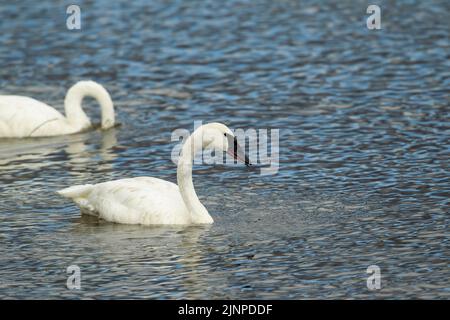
[{"x1": 59, "y1": 178, "x2": 190, "y2": 224}]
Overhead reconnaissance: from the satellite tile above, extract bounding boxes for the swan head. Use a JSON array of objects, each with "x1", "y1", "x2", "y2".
[
  {"x1": 200, "y1": 123, "x2": 251, "y2": 166},
  {"x1": 65, "y1": 81, "x2": 115, "y2": 130}
]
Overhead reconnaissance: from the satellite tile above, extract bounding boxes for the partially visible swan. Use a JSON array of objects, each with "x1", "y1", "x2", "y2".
[
  {"x1": 0, "y1": 80, "x2": 114, "y2": 138},
  {"x1": 58, "y1": 123, "x2": 250, "y2": 225}
]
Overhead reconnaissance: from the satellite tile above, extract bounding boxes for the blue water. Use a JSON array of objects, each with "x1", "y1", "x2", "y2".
[{"x1": 0, "y1": 0, "x2": 449, "y2": 299}]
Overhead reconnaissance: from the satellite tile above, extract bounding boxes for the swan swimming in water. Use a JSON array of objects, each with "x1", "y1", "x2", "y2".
[
  {"x1": 58, "y1": 123, "x2": 251, "y2": 225},
  {"x1": 0, "y1": 80, "x2": 115, "y2": 138}
]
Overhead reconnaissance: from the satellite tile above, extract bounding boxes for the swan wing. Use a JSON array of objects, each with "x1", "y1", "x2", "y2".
[
  {"x1": 58, "y1": 177, "x2": 191, "y2": 225},
  {"x1": 0, "y1": 96, "x2": 68, "y2": 137}
]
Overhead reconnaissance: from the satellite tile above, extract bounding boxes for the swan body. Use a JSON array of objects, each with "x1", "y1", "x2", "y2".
[
  {"x1": 58, "y1": 178, "x2": 192, "y2": 225},
  {"x1": 58, "y1": 123, "x2": 250, "y2": 225},
  {"x1": 0, "y1": 81, "x2": 114, "y2": 138}
]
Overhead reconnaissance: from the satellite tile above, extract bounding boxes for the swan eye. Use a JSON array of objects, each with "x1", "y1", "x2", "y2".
[{"x1": 224, "y1": 133, "x2": 227, "y2": 137}]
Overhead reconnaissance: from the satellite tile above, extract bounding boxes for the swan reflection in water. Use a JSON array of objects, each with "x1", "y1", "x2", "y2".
[
  {"x1": 69, "y1": 219, "x2": 212, "y2": 299},
  {"x1": 0, "y1": 127, "x2": 118, "y2": 176}
]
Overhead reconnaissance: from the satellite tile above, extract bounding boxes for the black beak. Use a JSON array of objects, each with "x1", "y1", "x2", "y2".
[{"x1": 227, "y1": 136, "x2": 251, "y2": 166}]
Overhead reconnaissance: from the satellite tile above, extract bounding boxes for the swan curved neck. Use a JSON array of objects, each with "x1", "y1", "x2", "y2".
[
  {"x1": 177, "y1": 131, "x2": 213, "y2": 224},
  {"x1": 64, "y1": 81, "x2": 115, "y2": 130}
]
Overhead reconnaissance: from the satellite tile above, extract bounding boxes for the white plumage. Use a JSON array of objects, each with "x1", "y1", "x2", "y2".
[
  {"x1": 58, "y1": 123, "x2": 249, "y2": 225},
  {"x1": 59, "y1": 178, "x2": 190, "y2": 225},
  {"x1": 0, "y1": 80, "x2": 115, "y2": 138}
]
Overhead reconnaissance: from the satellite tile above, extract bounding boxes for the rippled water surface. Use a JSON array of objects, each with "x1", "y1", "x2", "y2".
[{"x1": 0, "y1": 0, "x2": 449, "y2": 299}]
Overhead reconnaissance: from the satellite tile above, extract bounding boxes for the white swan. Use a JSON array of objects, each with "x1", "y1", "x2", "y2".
[
  {"x1": 0, "y1": 80, "x2": 115, "y2": 138},
  {"x1": 58, "y1": 123, "x2": 250, "y2": 225}
]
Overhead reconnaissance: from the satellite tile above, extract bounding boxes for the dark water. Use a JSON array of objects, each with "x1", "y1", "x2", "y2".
[{"x1": 0, "y1": 0, "x2": 449, "y2": 299}]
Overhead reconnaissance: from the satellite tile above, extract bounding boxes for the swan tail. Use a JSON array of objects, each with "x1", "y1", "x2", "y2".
[
  {"x1": 57, "y1": 184, "x2": 98, "y2": 216},
  {"x1": 57, "y1": 184, "x2": 94, "y2": 199}
]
